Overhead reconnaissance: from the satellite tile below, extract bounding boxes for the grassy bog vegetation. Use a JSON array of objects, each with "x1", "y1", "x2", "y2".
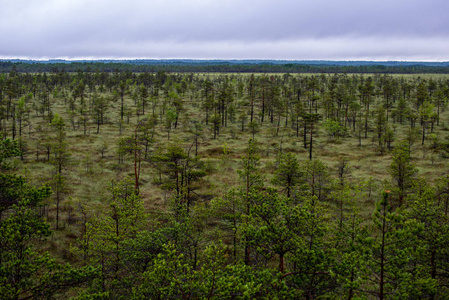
[{"x1": 1, "y1": 68, "x2": 449, "y2": 299}]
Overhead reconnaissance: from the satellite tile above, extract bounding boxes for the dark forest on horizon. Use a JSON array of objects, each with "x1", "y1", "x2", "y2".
[{"x1": 2, "y1": 59, "x2": 449, "y2": 74}]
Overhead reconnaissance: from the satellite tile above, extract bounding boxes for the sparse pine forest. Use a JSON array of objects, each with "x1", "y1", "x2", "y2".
[{"x1": 2, "y1": 67, "x2": 449, "y2": 299}]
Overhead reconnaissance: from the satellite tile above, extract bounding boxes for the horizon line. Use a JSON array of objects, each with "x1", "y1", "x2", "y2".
[{"x1": 1, "y1": 58, "x2": 449, "y2": 63}]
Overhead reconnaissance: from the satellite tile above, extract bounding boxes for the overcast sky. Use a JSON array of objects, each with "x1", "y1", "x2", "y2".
[{"x1": 1, "y1": 0, "x2": 448, "y2": 61}]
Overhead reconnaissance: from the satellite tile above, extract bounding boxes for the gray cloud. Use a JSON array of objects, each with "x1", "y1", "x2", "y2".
[{"x1": 1, "y1": 0, "x2": 448, "y2": 60}]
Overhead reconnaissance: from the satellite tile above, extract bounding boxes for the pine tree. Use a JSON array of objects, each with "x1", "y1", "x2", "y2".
[
  {"x1": 237, "y1": 139, "x2": 263, "y2": 265},
  {"x1": 333, "y1": 201, "x2": 370, "y2": 299},
  {"x1": 211, "y1": 189, "x2": 244, "y2": 263},
  {"x1": 368, "y1": 191, "x2": 423, "y2": 299},
  {"x1": 389, "y1": 140, "x2": 418, "y2": 206},
  {"x1": 50, "y1": 114, "x2": 69, "y2": 175},
  {"x1": 272, "y1": 152, "x2": 302, "y2": 198},
  {"x1": 244, "y1": 188, "x2": 299, "y2": 273},
  {"x1": 286, "y1": 196, "x2": 336, "y2": 298},
  {"x1": 406, "y1": 185, "x2": 446, "y2": 298}
]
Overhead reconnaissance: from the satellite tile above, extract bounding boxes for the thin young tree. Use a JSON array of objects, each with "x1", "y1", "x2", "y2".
[{"x1": 389, "y1": 140, "x2": 418, "y2": 206}]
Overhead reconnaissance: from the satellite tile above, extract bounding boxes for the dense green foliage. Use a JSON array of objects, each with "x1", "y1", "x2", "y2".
[{"x1": 1, "y1": 69, "x2": 449, "y2": 298}]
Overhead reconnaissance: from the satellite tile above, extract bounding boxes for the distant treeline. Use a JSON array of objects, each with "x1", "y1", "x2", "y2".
[{"x1": 1, "y1": 60, "x2": 449, "y2": 74}]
